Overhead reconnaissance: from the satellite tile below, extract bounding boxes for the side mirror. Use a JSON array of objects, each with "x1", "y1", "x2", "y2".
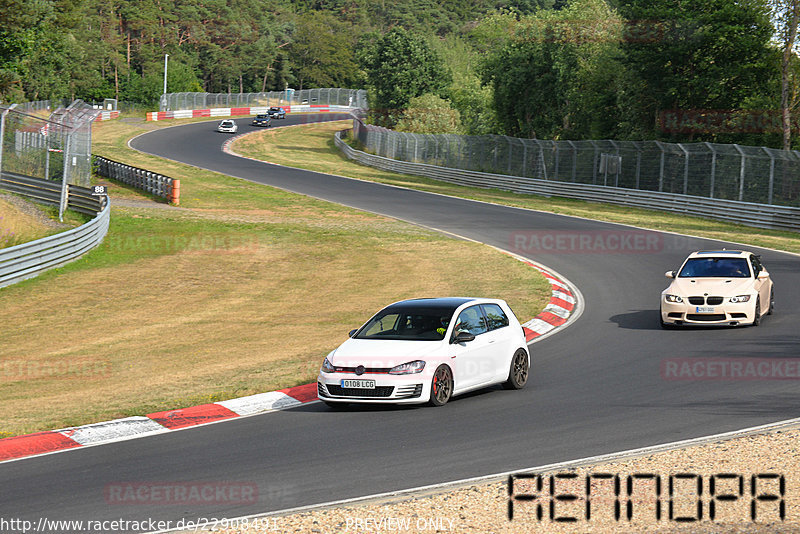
[
  {"x1": 758, "y1": 271, "x2": 769, "y2": 280},
  {"x1": 665, "y1": 270, "x2": 676, "y2": 279},
  {"x1": 348, "y1": 329, "x2": 358, "y2": 338},
  {"x1": 451, "y1": 331, "x2": 475, "y2": 344}
]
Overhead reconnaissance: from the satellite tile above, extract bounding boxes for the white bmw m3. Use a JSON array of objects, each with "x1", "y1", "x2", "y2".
[
  {"x1": 317, "y1": 298, "x2": 530, "y2": 407},
  {"x1": 660, "y1": 250, "x2": 774, "y2": 327}
]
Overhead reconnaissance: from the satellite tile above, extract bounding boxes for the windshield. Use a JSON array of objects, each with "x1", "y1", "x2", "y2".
[
  {"x1": 678, "y1": 257, "x2": 751, "y2": 278},
  {"x1": 354, "y1": 308, "x2": 453, "y2": 341}
]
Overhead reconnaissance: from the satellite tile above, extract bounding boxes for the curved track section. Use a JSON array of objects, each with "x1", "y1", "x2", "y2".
[{"x1": 1, "y1": 114, "x2": 798, "y2": 531}]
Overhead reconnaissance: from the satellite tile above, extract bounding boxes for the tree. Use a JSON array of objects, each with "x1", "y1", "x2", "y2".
[
  {"x1": 288, "y1": 11, "x2": 361, "y2": 90},
  {"x1": 774, "y1": 0, "x2": 800, "y2": 149},
  {"x1": 616, "y1": 0, "x2": 777, "y2": 141},
  {"x1": 358, "y1": 27, "x2": 451, "y2": 126},
  {"x1": 395, "y1": 93, "x2": 463, "y2": 133},
  {"x1": 479, "y1": 0, "x2": 624, "y2": 139}
]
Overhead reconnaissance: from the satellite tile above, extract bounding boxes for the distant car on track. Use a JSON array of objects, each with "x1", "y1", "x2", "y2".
[
  {"x1": 268, "y1": 107, "x2": 286, "y2": 119},
  {"x1": 251, "y1": 114, "x2": 271, "y2": 127},
  {"x1": 217, "y1": 119, "x2": 237, "y2": 133},
  {"x1": 317, "y1": 297, "x2": 530, "y2": 407},
  {"x1": 660, "y1": 250, "x2": 774, "y2": 328}
]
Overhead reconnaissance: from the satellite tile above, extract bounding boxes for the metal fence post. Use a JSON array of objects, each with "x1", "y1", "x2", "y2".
[
  {"x1": 554, "y1": 143, "x2": 560, "y2": 180},
  {"x1": 655, "y1": 141, "x2": 665, "y2": 192},
  {"x1": 706, "y1": 142, "x2": 717, "y2": 198},
  {"x1": 59, "y1": 130, "x2": 72, "y2": 221},
  {"x1": 734, "y1": 144, "x2": 746, "y2": 202},
  {"x1": 608, "y1": 140, "x2": 617, "y2": 187},
  {"x1": 507, "y1": 136, "x2": 514, "y2": 175},
  {"x1": 678, "y1": 143, "x2": 689, "y2": 195},
  {"x1": 635, "y1": 145, "x2": 641, "y2": 189},
  {"x1": 590, "y1": 141, "x2": 599, "y2": 184},
  {"x1": 540, "y1": 142, "x2": 548, "y2": 180},
  {"x1": 763, "y1": 147, "x2": 775, "y2": 205},
  {"x1": 0, "y1": 104, "x2": 17, "y2": 176},
  {"x1": 568, "y1": 141, "x2": 577, "y2": 182},
  {"x1": 45, "y1": 130, "x2": 50, "y2": 180}
]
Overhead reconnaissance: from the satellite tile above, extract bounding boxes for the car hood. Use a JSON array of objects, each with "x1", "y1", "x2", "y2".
[
  {"x1": 329, "y1": 338, "x2": 444, "y2": 367},
  {"x1": 666, "y1": 277, "x2": 754, "y2": 296}
]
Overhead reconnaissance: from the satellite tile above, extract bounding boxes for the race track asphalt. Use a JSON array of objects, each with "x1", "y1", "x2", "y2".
[{"x1": 1, "y1": 113, "x2": 798, "y2": 532}]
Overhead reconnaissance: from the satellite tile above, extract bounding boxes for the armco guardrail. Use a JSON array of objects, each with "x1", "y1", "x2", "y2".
[
  {"x1": 93, "y1": 155, "x2": 179, "y2": 204},
  {"x1": 0, "y1": 172, "x2": 110, "y2": 288},
  {"x1": 335, "y1": 130, "x2": 800, "y2": 232}
]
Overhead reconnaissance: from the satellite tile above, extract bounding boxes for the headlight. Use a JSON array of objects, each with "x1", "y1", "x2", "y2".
[
  {"x1": 321, "y1": 357, "x2": 336, "y2": 373},
  {"x1": 729, "y1": 295, "x2": 751, "y2": 303},
  {"x1": 388, "y1": 360, "x2": 426, "y2": 375},
  {"x1": 665, "y1": 294, "x2": 683, "y2": 303}
]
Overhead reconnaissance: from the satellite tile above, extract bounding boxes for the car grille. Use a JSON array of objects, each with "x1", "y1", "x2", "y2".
[
  {"x1": 333, "y1": 366, "x2": 392, "y2": 374},
  {"x1": 325, "y1": 384, "x2": 395, "y2": 397},
  {"x1": 688, "y1": 296, "x2": 725, "y2": 306},
  {"x1": 686, "y1": 314, "x2": 727, "y2": 321}
]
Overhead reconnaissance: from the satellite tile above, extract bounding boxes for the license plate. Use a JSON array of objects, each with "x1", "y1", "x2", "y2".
[
  {"x1": 341, "y1": 379, "x2": 375, "y2": 389},
  {"x1": 696, "y1": 306, "x2": 715, "y2": 313}
]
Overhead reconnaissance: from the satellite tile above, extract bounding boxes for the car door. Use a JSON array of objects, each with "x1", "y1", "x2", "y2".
[
  {"x1": 750, "y1": 255, "x2": 771, "y2": 311},
  {"x1": 480, "y1": 303, "x2": 514, "y2": 381},
  {"x1": 450, "y1": 305, "x2": 493, "y2": 392}
]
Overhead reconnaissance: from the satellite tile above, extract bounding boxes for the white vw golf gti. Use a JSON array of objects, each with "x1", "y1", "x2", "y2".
[
  {"x1": 317, "y1": 298, "x2": 530, "y2": 407},
  {"x1": 660, "y1": 250, "x2": 774, "y2": 327}
]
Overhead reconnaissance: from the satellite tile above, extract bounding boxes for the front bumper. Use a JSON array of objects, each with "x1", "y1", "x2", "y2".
[
  {"x1": 317, "y1": 372, "x2": 430, "y2": 404},
  {"x1": 660, "y1": 298, "x2": 755, "y2": 326}
]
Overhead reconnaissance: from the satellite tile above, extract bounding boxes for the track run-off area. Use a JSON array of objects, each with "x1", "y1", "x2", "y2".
[{"x1": 1, "y1": 113, "x2": 798, "y2": 531}]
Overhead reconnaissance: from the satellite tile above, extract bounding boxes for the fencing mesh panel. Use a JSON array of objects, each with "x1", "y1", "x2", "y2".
[
  {"x1": 1, "y1": 101, "x2": 98, "y2": 187},
  {"x1": 161, "y1": 89, "x2": 367, "y2": 111},
  {"x1": 351, "y1": 117, "x2": 800, "y2": 207}
]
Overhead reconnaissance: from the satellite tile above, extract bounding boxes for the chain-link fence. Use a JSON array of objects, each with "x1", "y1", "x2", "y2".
[
  {"x1": 1, "y1": 100, "x2": 100, "y2": 219},
  {"x1": 160, "y1": 88, "x2": 367, "y2": 112},
  {"x1": 352, "y1": 119, "x2": 800, "y2": 207}
]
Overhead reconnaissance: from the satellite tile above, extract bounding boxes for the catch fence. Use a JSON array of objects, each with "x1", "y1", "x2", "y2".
[
  {"x1": 352, "y1": 120, "x2": 800, "y2": 208},
  {"x1": 160, "y1": 88, "x2": 367, "y2": 112}
]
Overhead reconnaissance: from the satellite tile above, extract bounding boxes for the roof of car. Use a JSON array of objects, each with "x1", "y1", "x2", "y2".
[
  {"x1": 382, "y1": 297, "x2": 480, "y2": 313},
  {"x1": 689, "y1": 250, "x2": 747, "y2": 257}
]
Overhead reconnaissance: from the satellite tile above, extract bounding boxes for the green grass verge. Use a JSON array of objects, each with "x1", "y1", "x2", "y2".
[
  {"x1": 0, "y1": 116, "x2": 552, "y2": 438},
  {"x1": 232, "y1": 120, "x2": 800, "y2": 255}
]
